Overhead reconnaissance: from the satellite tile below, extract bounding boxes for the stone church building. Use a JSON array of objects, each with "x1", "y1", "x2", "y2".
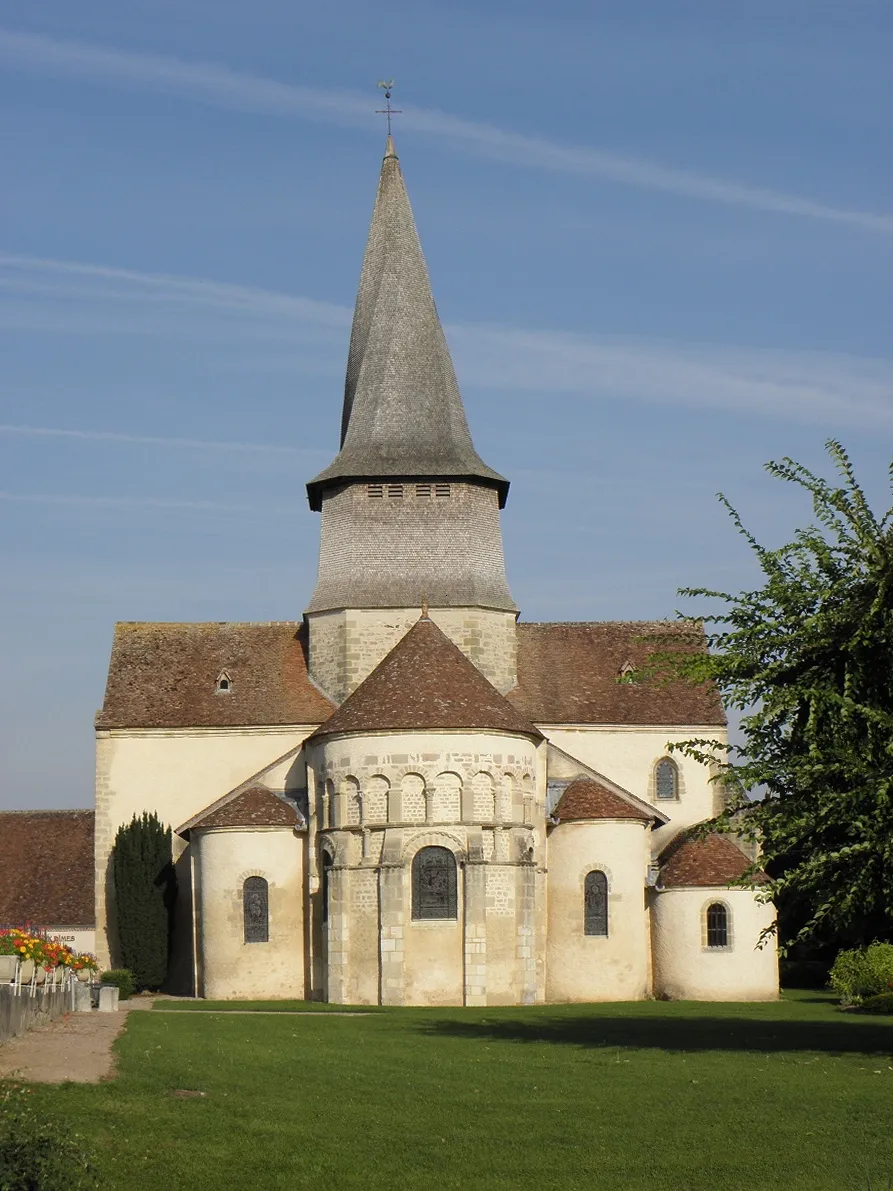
[{"x1": 92, "y1": 136, "x2": 778, "y2": 1005}]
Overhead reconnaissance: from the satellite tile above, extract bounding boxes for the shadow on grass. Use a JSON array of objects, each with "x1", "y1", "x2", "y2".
[{"x1": 418, "y1": 1011, "x2": 893, "y2": 1056}]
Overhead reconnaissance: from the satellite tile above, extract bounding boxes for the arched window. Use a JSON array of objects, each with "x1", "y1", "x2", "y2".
[
  {"x1": 706, "y1": 902, "x2": 730, "y2": 949},
  {"x1": 584, "y1": 870, "x2": 608, "y2": 936},
  {"x1": 655, "y1": 758, "x2": 679, "y2": 801},
  {"x1": 243, "y1": 877, "x2": 269, "y2": 943},
  {"x1": 411, "y1": 847, "x2": 457, "y2": 920}
]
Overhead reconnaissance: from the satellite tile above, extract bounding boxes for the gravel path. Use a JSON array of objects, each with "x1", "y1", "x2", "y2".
[{"x1": 0, "y1": 997, "x2": 155, "y2": 1084}]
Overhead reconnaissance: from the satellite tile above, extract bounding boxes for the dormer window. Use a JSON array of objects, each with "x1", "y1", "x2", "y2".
[
  {"x1": 618, "y1": 661, "x2": 637, "y2": 683},
  {"x1": 215, "y1": 671, "x2": 233, "y2": 695}
]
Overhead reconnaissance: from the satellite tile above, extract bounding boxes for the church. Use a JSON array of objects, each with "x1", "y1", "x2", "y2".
[{"x1": 91, "y1": 136, "x2": 778, "y2": 1005}]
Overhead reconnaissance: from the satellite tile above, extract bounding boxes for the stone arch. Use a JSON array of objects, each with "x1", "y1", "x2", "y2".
[
  {"x1": 521, "y1": 772, "x2": 534, "y2": 824},
  {"x1": 399, "y1": 773, "x2": 426, "y2": 823},
  {"x1": 499, "y1": 773, "x2": 515, "y2": 822},
  {"x1": 471, "y1": 771, "x2": 496, "y2": 821},
  {"x1": 702, "y1": 898, "x2": 734, "y2": 950},
  {"x1": 318, "y1": 834, "x2": 348, "y2": 866},
  {"x1": 401, "y1": 828, "x2": 466, "y2": 862},
  {"x1": 432, "y1": 771, "x2": 462, "y2": 822},
  {"x1": 339, "y1": 776, "x2": 361, "y2": 826},
  {"x1": 363, "y1": 774, "x2": 390, "y2": 824}
]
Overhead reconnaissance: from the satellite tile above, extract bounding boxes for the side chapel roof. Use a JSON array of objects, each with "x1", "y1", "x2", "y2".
[
  {"x1": 659, "y1": 830, "x2": 767, "y2": 888},
  {"x1": 185, "y1": 786, "x2": 301, "y2": 834},
  {"x1": 552, "y1": 777, "x2": 655, "y2": 824},
  {"x1": 308, "y1": 615, "x2": 542, "y2": 741},
  {"x1": 306, "y1": 136, "x2": 508, "y2": 510},
  {"x1": 0, "y1": 810, "x2": 95, "y2": 926}
]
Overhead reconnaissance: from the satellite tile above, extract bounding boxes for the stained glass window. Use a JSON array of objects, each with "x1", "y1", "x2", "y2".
[
  {"x1": 412, "y1": 847, "x2": 457, "y2": 920},
  {"x1": 655, "y1": 758, "x2": 679, "y2": 800},
  {"x1": 584, "y1": 870, "x2": 608, "y2": 936},
  {"x1": 243, "y1": 876, "x2": 269, "y2": 943},
  {"x1": 706, "y1": 902, "x2": 729, "y2": 948}
]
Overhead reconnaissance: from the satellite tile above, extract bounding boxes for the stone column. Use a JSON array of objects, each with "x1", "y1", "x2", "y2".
[
  {"x1": 516, "y1": 861, "x2": 538, "y2": 1005},
  {"x1": 463, "y1": 830, "x2": 487, "y2": 1006},
  {"x1": 326, "y1": 863, "x2": 350, "y2": 1004},
  {"x1": 378, "y1": 829, "x2": 405, "y2": 1006}
]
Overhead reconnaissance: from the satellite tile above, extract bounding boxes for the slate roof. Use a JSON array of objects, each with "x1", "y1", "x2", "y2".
[
  {"x1": 659, "y1": 831, "x2": 767, "y2": 888},
  {"x1": 507, "y1": 621, "x2": 726, "y2": 727},
  {"x1": 306, "y1": 137, "x2": 508, "y2": 510},
  {"x1": 0, "y1": 811, "x2": 95, "y2": 926},
  {"x1": 187, "y1": 786, "x2": 301, "y2": 832},
  {"x1": 553, "y1": 778, "x2": 654, "y2": 824},
  {"x1": 96, "y1": 621, "x2": 334, "y2": 730},
  {"x1": 309, "y1": 616, "x2": 542, "y2": 741}
]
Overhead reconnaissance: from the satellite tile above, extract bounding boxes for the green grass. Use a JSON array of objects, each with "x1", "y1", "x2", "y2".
[{"x1": 28, "y1": 992, "x2": 893, "y2": 1191}]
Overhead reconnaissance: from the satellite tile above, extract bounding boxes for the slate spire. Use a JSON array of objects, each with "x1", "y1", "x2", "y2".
[{"x1": 306, "y1": 137, "x2": 508, "y2": 511}]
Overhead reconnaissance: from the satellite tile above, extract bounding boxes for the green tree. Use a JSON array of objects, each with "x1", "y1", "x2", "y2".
[
  {"x1": 649, "y1": 441, "x2": 893, "y2": 950},
  {"x1": 111, "y1": 812, "x2": 177, "y2": 991}
]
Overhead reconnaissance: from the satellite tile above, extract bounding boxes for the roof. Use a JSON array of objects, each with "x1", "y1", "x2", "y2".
[
  {"x1": 553, "y1": 778, "x2": 654, "y2": 824},
  {"x1": 306, "y1": 136, "x2": 508, "y2": 510},
  {"x1": 0, "y1": 811, "x2": 95, "y2": 926},
  {"x1": 96, "y1": 621, "x2": 335, "y2": 730},
  {"x1": 507, "y1": 621, "x2": 726, "y2": 727},
  {"x1": 187, "y1": 786, "x2": 301, "y2": 832},
  {"x1": 309, "y1": 616, "x2": 542, "y2": 741},
  {"x1": 659, "y1": 831, "x2": 767, "y2": 888}
]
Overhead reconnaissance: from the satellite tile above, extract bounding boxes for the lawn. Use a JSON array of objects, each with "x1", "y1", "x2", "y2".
[{"x1": 30, "y1": 992, "x2": 893, "y2": 1191}]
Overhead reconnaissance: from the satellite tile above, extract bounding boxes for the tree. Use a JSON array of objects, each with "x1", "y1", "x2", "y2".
[
  {"x1": 111, "y1": 812, "x2": 177, "y2": 991},
  {"x1": 648, "y1": 441, "x2": 893, "y2": 950}
]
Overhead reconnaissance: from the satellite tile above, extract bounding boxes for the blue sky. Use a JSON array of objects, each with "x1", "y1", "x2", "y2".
[{"x1": 1, "y1": 1, "x2": 891, "y2": 810}]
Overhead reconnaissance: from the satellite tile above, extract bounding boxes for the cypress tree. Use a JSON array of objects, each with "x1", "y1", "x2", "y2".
[{"x1": 111, "y1": 812, "x2": 177, "y2": 991}]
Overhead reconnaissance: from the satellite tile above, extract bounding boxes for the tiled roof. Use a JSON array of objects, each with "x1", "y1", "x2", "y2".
[
  {"x1": 0, "y1": 811, "x2": 95, "y2": 926},
  {"x1": 189, "y1": 786, "x2": 300, "y2": 832},
  {"x1": 310, "y1": 616, "x2": 542, "y2": 741},
  {"x1": 306, "y1": 137, "x2": 507, "y2": 511},
  {"x1": 553, "y1": 778, "x2": 654, "y2": 823},
  {"x1": 659, "y1": 831, "x2": 767, "y2": 888},
  {"x1": 96, "y1": 621, "x2": 335, "y2": 730},
  {"x1": 508, "y1": 621, "x2": 726, "y2": 727}
]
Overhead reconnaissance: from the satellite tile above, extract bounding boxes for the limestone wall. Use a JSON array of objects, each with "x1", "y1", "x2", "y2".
[
  {"x1": 546, "y1": 820, "x2": 652, "y2": 1002},
  {"x1": 651, "y1": 887, "x2": 778, "y2": 1001},
  {"x1": 0, "y1": 985, "x2": 73, "y2": 1043},
  {"x1": 307, "y1": 605, "x2": 518, "y2": 702},
  {"x1": 307, "y1": 729, "x2": 544, "y2": 1006},
  {"x1": 194, "y1": 826, "x2": 306, "y2": 1000},
  {"x1": 94, "y1": 725, "x2": 313, "y2": 974},
  {"x1": 541, "y1": 725, "x2": 728, "y2": 854}
]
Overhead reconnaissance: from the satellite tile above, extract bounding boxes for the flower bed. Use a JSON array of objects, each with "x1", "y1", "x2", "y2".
[{"x1": 0, "y1": 927, "x2": 98, "y2": 987}]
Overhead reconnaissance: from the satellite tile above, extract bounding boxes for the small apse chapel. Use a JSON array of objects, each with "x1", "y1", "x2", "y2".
[{"x1": 93, "y1": 136, "x2": 778, "y2": 1005}]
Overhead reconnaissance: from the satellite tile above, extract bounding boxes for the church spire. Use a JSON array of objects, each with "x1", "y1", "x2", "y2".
[{"x1": 306, "y1": 137, "x2": 508, "y2": 511}]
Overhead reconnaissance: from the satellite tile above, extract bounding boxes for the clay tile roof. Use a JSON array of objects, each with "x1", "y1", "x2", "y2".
[
  {"x1": 96, "y1": 621, "x2": 335, "y2": 730},
  {"x1": 0, "y1": 811, "x2": 95, "y2": 926},
  {"x1": 659, "y1": 831, "x2": 767, "y2": 888},
  {"x1": 508, "y1": 621, "x2": 726, "y2": 727},
  {"x1": 553, "y1": 778, "x2": 653, "y2": 823},
  {"x1": 310, "y1": 617, "x2": 542, "y2": 741},
  {"x1": 190, "y1": 787, "x2": 300, "y2": 831}
]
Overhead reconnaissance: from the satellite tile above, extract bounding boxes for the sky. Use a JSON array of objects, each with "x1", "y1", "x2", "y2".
[{"x1": 1, "y1": 1, "x2": 891, "y2": 810}]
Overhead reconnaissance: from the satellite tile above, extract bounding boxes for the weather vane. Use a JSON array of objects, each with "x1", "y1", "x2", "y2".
[{"x1": 376, "y1": 80, "x2": 402, "y2": 136}]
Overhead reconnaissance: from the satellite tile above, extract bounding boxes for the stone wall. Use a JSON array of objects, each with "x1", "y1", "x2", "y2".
[
  {"x1": 307, "y1": 605, "x2": 518, "y2": 702},
  {"x1": 0, "y1": 985, "x2": 73, "y2": 1044}
]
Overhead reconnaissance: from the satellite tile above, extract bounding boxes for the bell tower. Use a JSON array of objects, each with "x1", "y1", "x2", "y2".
[{"x1": 305, "y1": 137, "x2": 517, "y2": 702}]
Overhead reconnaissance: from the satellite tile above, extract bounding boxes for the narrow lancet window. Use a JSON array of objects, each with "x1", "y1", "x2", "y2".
[
  {"x1": 584, "y1": 870, "x2": 608, "y2": 936},
  {"x1": 412, "y1": 846, "x2": 457, "y2": 920},
  {"x1": 243, "y1": 876, "x2": 269, "y2": 943},
  {"x1": 706, "y1": 902, "x2": 730, "y2": 949}
]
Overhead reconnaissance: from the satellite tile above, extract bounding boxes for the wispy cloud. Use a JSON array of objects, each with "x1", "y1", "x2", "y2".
[
  {"x1": 3, "y1": 251, "x2": 892, "y2": 432},
  {"x1": 0, "y1": 423, "x2": 325, "y2": 457},
  {"x1": 1, "y1": 28, "x2": 890, "y2": 235}
]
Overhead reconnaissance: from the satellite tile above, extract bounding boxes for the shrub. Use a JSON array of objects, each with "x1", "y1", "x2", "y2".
[
  {"x1": 100, "y1": 969, "x2": 135, "y2": 1001},
  {"x1": 111, "y1": 812, "x2": 177, "y2": 991},
  {"x1": 0, "y1": 1080, "x2": 97, "y2": 1189},
  {"x1": 829, "y1": 942, "x2": 893, "y2": 1005},
  {"x1": 857, "y1": 993, "x2": 893, "y2": 1015}
]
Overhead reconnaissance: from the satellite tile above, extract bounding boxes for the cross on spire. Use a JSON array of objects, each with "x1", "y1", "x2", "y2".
[{"x1": 376, "y1": 80, "x2": 402, "y2": 136}]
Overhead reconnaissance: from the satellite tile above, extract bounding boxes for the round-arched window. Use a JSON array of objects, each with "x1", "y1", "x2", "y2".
[
  {"x1": 411, "y1": 847, "x2": 457, "y2": 920},
  {"x1": 584, "y1": 870, "x2": 608, "y2": 936},
  {"x1": 243, "y1": 877, "x2": 269, "y2": 943},
  {"x1": 706, "y1": 902, "x2": 730, "y2": 949},
  {"x1": 655, "y1": 758, "x2": 679, "y2": 801}
]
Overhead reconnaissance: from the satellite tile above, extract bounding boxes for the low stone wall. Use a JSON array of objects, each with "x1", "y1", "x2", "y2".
[{"x1": 0, "y1": 985, "x2": 74, "y2": 1044}]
